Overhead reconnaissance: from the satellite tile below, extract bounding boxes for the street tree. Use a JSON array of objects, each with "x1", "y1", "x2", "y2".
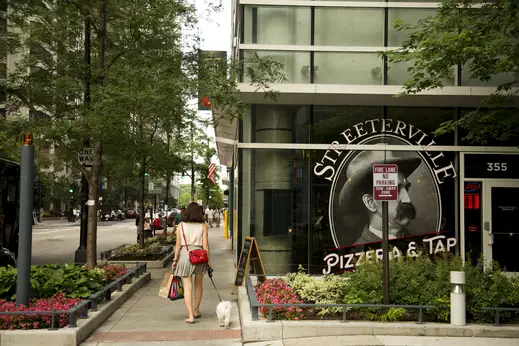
[
  {"x1": 385, "y1": 0, "x2": 519, "y2": 144},
  {"x1": 2, "y1": 0, "x2": 287, "y2": 265}
]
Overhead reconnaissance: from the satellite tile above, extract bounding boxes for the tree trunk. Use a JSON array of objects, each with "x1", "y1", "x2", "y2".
[
  {"x1": 138, "y1": 158, "x2": 145, "y2": 247},
  {"x1": 86, "y1": 140, "x2": 101, "y2": 269},
  {"x1": 164, "y1": 134, "x2": 170, "y2": 235}
]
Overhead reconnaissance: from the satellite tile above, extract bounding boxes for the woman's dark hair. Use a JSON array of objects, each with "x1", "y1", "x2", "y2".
[{"x1": 182, "y1": 202, "x2": 204, "y2": 223}]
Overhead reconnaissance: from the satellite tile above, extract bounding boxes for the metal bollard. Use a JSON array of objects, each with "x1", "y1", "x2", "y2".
[{"x1": 450, "y1": 271, "x2": 466, "y2": 326}]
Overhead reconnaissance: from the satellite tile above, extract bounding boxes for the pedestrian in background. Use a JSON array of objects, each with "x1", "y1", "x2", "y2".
[{"x1": 135, "y1": 212, "x2": 141, "y2": 242}]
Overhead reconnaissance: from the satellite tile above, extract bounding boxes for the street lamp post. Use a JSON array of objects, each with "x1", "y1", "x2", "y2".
[{"x1": 16, "y1": 133, "x2": 35, "y2": 307}]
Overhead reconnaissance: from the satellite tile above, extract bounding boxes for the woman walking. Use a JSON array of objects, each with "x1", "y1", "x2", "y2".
[{"x1": 172, "y1": 202, "x2": 210, "y2": 324}]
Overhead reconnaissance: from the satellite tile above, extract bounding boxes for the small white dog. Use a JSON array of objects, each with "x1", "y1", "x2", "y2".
[{"x1": 216, "y1": 301, "x2": 232, "y2": 328}]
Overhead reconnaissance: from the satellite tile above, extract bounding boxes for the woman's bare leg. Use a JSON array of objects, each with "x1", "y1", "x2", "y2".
[
  {"x1": 194, "y1": 273, "x2": 204, "y2": 316},
  {"x1": 182, "y1": 276, "x2": 195, "y2": 322}
]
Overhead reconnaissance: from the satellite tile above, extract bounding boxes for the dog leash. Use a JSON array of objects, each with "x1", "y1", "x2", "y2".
[{"x1": 207, "y1": 267, "x2": 222, "y2": 302}]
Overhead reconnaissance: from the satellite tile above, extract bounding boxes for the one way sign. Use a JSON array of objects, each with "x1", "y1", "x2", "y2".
[{"x1": 78, "y1": 148, "x2": 94, "y2": 167}]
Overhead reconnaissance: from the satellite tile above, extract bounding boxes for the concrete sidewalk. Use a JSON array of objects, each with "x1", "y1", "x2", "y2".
[
  {"x1": 82, "y1": 225, "x2": 241, "y2": 346},
  {"x1": 245, "y1": 336, "x2": 519, "y2": 345}
]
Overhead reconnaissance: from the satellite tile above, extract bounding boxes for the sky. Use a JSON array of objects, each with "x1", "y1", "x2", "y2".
[{"x1": 178, "y1": 0, "x2": 231, "y2": 186}]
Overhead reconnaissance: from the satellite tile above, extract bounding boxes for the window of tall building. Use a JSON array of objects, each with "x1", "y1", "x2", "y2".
[
  {"x1": 243, "y1": 6, "x2": 311, "y2": 45},
  {"x1": 461, "y1": 62, "x2": 519, "y2": 87},
  {"x1": 387, "y1": 9, "x2": 436, "y2": 47},
  {"x1": 314, "y1": 8, "x2": 384, "y2": 47},
  {"x1": 314, "y1": 52, "x2": 384, "y2": 85},
  {"x1": 243, "y1": 50, "x2": 311, "y2": 84},
  {"x1": 387, "y1": 57, "x2": 456, "y2": 86}
]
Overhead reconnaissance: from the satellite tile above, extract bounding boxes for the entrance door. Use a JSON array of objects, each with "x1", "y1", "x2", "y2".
[{"x1": 483, "y1": 181, "x2": 519, "y2": 273}]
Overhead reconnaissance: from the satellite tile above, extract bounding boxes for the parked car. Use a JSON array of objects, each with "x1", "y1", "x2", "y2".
[
  {"x1": 126, "y1": 209, "x2": 136, "y2": 218},
  {"x1": 101, "y1": 209, "x2": 116, "y2": 221},
  {"x1": 116, "y1": 210, "x2": 126, "y2": 220}
]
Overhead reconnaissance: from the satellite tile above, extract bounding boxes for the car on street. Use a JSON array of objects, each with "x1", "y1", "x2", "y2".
[
  {"x1": 116, "y1": 210, "x2": 126, "y2": 220},
  {"x1": 126, "y1": 209, "x2": 136, "y2": 218}
]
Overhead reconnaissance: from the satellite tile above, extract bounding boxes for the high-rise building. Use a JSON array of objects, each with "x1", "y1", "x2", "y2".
[{"x1": 216, "y1": 0, "x2": 519, "y2": 275}]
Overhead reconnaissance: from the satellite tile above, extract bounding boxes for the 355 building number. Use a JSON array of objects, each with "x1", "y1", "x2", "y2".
[{"x1": 487, "y1": 163, "x2": 508, "y2": 172}]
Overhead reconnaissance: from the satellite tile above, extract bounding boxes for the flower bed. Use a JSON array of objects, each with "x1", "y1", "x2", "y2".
[
  {"x1": 255, "y1": 278, "x2": 304, "y2": 320},
  {"x1": 0, "y1": 293, "x2": 80, "y2": 330},
  {"x1": 0, "y1": 263, "x2": 128, "y2": 329},
  {"x1": 254, "y1": 255, "x2": 519, "y2": 323}
]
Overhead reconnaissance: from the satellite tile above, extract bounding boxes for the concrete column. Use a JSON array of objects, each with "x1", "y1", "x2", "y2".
[{"x1": 254, "y1": 106, "x2": 293, "y2": 274}]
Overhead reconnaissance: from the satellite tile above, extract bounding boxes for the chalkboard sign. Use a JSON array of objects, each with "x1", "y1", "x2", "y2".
[{"x1": 233, "y1": 237, "x2": 265, "y2": 292}]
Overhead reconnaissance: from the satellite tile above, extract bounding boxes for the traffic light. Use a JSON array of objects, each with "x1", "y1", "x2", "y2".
[{"x1": 69, "y1": 188, "x2": 73, "y2": 193}]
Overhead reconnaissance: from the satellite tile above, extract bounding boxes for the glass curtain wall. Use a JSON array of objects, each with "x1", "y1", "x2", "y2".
[{"x1": 240, "y1": 3, "x2": 517, "y2": 87}]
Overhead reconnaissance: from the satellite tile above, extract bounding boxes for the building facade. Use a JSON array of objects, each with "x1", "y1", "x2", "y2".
[{"x1": 215, "y1": 0, "x2": 519, "y2": 275}]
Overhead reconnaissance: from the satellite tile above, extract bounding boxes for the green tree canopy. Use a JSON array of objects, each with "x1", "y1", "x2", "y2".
[{"x1": 386, "y1": 0, "x2": 519, "y2": 144}]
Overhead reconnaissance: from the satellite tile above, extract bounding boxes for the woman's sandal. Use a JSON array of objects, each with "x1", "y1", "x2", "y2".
[
  {"x1": 185, "y1": 318, "x2": 195, "y2": 324},
  {"x1": 194, "y1": 314, "x2": 202, "y2": 319}
]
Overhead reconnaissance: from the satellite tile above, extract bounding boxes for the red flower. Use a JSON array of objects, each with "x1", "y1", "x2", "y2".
[{"x1": 0, "y1": 294, "x2": 81, "y2": 330}]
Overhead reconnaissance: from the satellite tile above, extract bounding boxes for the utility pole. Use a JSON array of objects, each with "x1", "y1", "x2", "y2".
[
  {"x1": 75, "y1": 14, "x2": 91, "y2": 264},
  {"x1": 16, "y1": 134, "x2": 34, "y2": 307}
]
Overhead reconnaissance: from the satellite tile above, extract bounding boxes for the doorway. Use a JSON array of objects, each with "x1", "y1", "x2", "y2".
[{"x1": 482, "y1": 180, "x2": 519, "y2": 273}]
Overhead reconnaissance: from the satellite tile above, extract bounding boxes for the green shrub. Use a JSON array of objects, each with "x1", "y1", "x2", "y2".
[
  {"x1": 286, "y1": 266, "x2": 349, "y2": 317},
  {"x1": 0, "y1": 264, "x2": 104, "y2": 301},
  {"x1": 464, "y1": 259, "x2": 519, "y2": 323},
  {"x1": 114, "y1": 242, "x2": 166, "y2": 256},
  {"x1": 285, "y1": 250, "x2": 519, "y2": 323},
  {"x1": 342, "y1": 253, "x2": 519, "y2": 323}
]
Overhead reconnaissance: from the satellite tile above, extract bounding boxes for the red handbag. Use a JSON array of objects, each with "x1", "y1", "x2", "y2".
[{"x1": 181, "y1": 223, "x2": 208, "y2": 265}]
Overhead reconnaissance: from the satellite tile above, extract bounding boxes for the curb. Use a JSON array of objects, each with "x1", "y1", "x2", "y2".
[
  {"x1": 237, "y1": 287, "x2": 519, "y2": 343},
  {"x1": 106, "y1": 251, "x2": 174, "y2": 269},
  {"x1": 0, "y1": 272, "x2": 151, "y2": 346}
]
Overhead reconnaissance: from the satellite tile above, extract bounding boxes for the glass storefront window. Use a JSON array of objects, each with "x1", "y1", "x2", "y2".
[
  {"x1": 314, "y1": 52, "x2": 384, "y2": 85},
  {"x1": 314, "y1": 8, "x2": 384, "y2": 47},
  {"x1": 241, "y1": 147, "x2": 456, "y2": 275},
  {"x1": 312, "y1": 106, "x2": 383, "y2": 144},
  {"x1": 243, "y1": 6, "x2": 311, "y2": 45},
  {"x1": 387, "y1": 9, "x2": 436, "y2": 47},
  {"x1": 458, "y1": 108, "x2": 519, "y2": 146},
  {"x1": 240, "y1": 105, "x2": 459, "y2": 274},
  {"x1": 240, "y1": 149, "x2": 310, "y2": 274},
  {"x1": 242, "y1": 50, "x2": 311, "y2": 84}
]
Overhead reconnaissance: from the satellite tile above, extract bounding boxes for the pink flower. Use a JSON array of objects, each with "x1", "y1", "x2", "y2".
[{"x1": 0, "y1": 294, "x2": 81, "y2": 330}]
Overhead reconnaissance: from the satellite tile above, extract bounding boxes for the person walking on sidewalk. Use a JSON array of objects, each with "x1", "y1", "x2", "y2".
[{"x1": 172, "y1": 202, "x2": 210, "y2": 324}]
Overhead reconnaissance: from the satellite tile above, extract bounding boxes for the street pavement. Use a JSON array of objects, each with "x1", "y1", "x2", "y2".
[{"x1": 32, "y1": 218, "x2": 138, "y2": 264}]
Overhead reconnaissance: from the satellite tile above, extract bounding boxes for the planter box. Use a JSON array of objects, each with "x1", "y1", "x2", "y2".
[
  {"x1": 106, "y1": 250, "x2": 174, "y2": 269},
  {"x1": 101, "y1": 245, "x2": 174, "y2": 269},
  {"x1": 0, "y1": 271, "x2": 151, "y2": 346},
  {"x1": 238, "y1": 287, "x2": 519, "y2": 343},
  {"x1": 101, "y1": 245, "x2": 173, "y2": 260}
]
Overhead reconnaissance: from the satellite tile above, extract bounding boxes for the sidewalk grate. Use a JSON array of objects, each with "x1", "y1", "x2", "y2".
[{"x1": 87, "y1": 329, "x2": 241, "y2": 342}]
